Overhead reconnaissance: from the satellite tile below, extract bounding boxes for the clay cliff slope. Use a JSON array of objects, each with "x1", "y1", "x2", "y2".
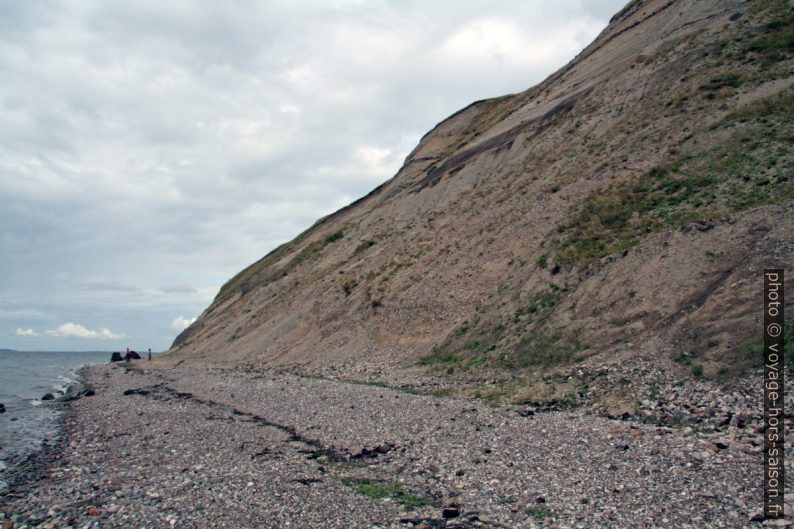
[{"x1": 165, "y1": 0, "x2": 793, "y2": 395}]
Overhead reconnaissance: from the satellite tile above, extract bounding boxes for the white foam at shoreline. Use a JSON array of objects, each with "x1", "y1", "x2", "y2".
[{"x1": 0, "y1": 350, "x2": 108, "y2": 489}]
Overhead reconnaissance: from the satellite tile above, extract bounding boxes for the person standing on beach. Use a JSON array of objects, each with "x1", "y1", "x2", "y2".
[
  {"x1": 125, "y1": 347, "x2": 130, "y2": 364},
  {"x1": 148, "y1": 348, "x2": 152, "y2": 361}
]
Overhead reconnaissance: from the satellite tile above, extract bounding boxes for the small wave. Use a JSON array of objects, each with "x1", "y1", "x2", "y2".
[
  {"x1": 52, "y1": 370, "x2": 77, "y2": 393},
  {"x1": 30, "y1": 399, "x2": 42, "y2": 407}
]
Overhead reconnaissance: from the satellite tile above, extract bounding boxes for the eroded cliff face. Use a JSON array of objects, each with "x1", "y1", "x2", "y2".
[{"x1": 166, "y1": 0, "x2": 793, "y2": 385}]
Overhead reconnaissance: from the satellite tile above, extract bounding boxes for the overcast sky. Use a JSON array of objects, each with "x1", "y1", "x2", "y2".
[{"x1": 1, "y1": 0, "x2": 625, "y2": 352}]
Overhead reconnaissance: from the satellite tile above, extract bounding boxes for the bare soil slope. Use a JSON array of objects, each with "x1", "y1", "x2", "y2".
[{"x1": 165, "y1": 0, "x2": 793, "y2": 395}]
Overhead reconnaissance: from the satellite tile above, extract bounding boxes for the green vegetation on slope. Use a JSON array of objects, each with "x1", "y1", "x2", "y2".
[
  {"x1": 420, "y1": 283, "x2": 587, "y2": 372},
  {"x1": 557, "y1": 87, "x2": 794, "y2": 267},
  {"x1": 551, "y1": 0, "x2": 794, "y2": 267},
  {"x1": 215, "y1": 228, "x2": 346, "y2": 304},
  {"x1": 744, "y1": 0, "x2": 794, "y2": 66},
  {"x1": 735, "y1": 322, "x2": 794, "y2": 375}
]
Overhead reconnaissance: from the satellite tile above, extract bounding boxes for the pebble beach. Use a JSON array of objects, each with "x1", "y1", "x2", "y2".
[{"x1": 0, "y1": 363, "x2": 782, "y2": 528}]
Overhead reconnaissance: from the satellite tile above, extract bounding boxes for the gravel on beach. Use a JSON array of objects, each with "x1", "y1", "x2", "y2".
[{"x1": 0, "y1": 363, "x2": 786, "y2": 528}]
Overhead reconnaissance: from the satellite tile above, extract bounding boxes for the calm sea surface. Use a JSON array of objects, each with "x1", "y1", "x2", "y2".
[{"x1": 0, "y1": 350, "x2": 109, "y2": 489}]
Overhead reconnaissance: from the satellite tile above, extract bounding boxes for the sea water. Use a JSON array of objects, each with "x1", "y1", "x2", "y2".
[{"x1": 0, "y1": 350, "x2": 108, "y2": 489}]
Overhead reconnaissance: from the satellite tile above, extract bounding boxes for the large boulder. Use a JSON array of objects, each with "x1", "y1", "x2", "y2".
[
  {"x1": 64, "y1": 382, "x2": 83, "y2": 398},
  {"x1": 110, "y1": 352, "x2": 123, "y2": 362},
  {"x1": 41, "y1": 393, "x2": 54, "y2": 401},
  {"x1": 0, "y1": 403, "x2": 5, "y2": 413},
  {"x1": 129, "y1": 350, "x2": 141, "y2": 360},
  {"x1": 58, "y1": 383, "x2": 97, "y2": 402}
]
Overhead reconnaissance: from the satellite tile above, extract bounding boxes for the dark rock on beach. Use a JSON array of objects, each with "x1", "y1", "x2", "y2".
[
  {"x1": 441, "y1": 501, "x2": 461, "y2": 519},
  {"x1": 0, "y1": 402, "x2": 5, "y2": 413},
  {"x1": 57, "y1": 383, "x2": 97, "y2": 402},
  {"x1": 40, "y1": 393, "x2": 54, "y2": 401},
  {"x1": 110, "y1": 352, "x2": 123, "y2": 362}
]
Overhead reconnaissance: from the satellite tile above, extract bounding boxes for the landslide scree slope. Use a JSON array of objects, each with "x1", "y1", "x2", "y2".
[{"x1": 166, "y1": 0, "x2": 794, "y2": 387}]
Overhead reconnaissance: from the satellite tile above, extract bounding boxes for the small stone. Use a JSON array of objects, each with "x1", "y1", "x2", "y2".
[
  {"x1": 3, "y1": 521, "x2": 14, "y2": 529},
  {"x1": 86, "y1": 507, "x2": 101, "y2": 517},
  {"x1": 536, "y1": 496, "x2": 546, "y2": 504},
  {"x1": 455, "y1": 469, "x2": 465, "y2": 476},
  {"x1": 41, "y1": 393, "x2": 55, "y2": 401},
  {"x1": 442, "y1": 507, "x2": 460, "y2": 519}
]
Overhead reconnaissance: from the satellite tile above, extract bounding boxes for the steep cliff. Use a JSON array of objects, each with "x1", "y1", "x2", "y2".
[{"x1": 166, "y1": 0, "x2": 793, "y2": 394}]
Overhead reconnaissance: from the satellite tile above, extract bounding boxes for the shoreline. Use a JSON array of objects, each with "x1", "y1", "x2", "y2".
[
  {"x1": 0, "y1": 403, "x2": 71, "y2": 497},
  {"x1": 1, "y1": 362, "x2": 782, "y2": 528},
  {"x1": 0, "y1": 363, "x2": 92, "y2": 495},
  {"x1": 0, "y1": 351, "x2": 108, "y2": 494}
]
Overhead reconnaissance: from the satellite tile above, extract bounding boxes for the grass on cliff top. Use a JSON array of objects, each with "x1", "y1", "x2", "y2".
[{"x1": 556, "y1": 87, "x2": 794, "y2": 267}]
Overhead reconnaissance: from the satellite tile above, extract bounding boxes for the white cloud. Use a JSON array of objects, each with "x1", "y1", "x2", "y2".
[
  {"x1": 171, "y1": 315, "x2": 196, "y2": 332},
  {"x1": 16, "y1": 327, "x2": 38, "y2": 337},
  {"x1": 353, "y1": 145, "x2": 393, "y2": 175},
  {"x1": 45, "y1": 322, "x2": 124, "y2": 340},
  {"x1": 436, "y1": 16, "x2": 604, "y2": 70}
]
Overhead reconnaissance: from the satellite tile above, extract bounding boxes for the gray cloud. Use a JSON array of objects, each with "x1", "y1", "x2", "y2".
[
  {"x1": 0, "y1": 0, "x2": 626, "y2": 350},
  {"x1": 160, "y1": 283, "x2": 198, "y2": 294},
  {"x1": 81, "y1": 279, "x2": 142, "y2": 293}
]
